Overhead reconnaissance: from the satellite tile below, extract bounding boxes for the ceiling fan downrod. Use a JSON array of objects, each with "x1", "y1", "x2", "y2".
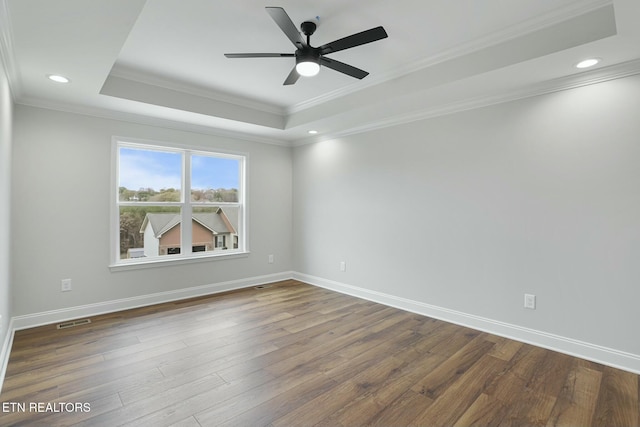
[{"x1": 300, "y1": 20, "x2": 317, "y2": 45}]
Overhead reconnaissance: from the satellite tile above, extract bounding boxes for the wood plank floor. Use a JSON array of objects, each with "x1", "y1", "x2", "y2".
[{"x1": 1, "y1": 280, "x2": 638, "y2": 426}]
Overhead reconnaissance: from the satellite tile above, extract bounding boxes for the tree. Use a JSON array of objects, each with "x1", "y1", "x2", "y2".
[
  {"x1": 150, "y1": 189, "x2": 180, "y2": 202},
  {"x1": 119, "y1": 208, "x2": 145, "y2": 254}
]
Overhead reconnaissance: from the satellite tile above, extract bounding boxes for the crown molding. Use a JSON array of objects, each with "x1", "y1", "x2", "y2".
[
  {"x1": 16, "y1": 97, "x2": 292, "y2": 147},
  {"x1": 287, "y1": 0, "x2": 613, "y2": 116},
  {"x1": 0, "y1": 0, "x2": 21, "y2": 100},
  {"x1": 109, "y1": 65, "x2": 286, "y2": 117},
  {"x1": 292, "y1": 58, "x2": 640, "y2": 147},
  {"x1": 13, "y1": 54, "x2": 639, "y2": 151}
]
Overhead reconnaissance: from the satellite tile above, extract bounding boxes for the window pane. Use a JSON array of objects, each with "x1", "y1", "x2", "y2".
[
  {"x1": 119, "y1": 206, "x2": 181, "y2": 260},
  {"x1": 119, "y1": 147, "x2": 182, "y2": 202},
  {"x1": 191, "y1": 155, "x2": 239, "y2": 203},
  {"x1": 192, "y1": 206, "x2": 240, "y2": 252},
  {"x1": 114, "y1": 141, "x2": 246, "y2": 266}
]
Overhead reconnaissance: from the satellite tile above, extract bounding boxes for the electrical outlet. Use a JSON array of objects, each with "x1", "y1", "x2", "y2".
[
  {"x1": 524, "y1": 293, "x2": 536, "y2": 309},
  {"x1": 61, "y1": 279, "x2": 72, "y2": 292},
  {"x1": 339, "y1": 261, "x2": 346, "y2": 272},
  {"x1": 268, "y1": 254, "x2": 274, "y2": 264}
]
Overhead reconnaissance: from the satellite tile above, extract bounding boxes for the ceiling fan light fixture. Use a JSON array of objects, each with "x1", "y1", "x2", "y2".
[{"x1": 296, "y1": 58, "x2": 320, "y2": 77}]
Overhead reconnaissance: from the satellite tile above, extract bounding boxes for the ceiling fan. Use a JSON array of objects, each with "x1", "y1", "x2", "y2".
[{"x1": 224, "y1": 7, "x2": 388, "y2": 85}]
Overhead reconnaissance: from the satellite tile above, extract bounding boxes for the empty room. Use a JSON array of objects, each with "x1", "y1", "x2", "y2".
[{"x1": 1, "y1": 0, "x2": 639, "y2": 426}]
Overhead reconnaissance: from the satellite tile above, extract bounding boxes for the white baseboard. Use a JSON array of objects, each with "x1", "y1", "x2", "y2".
[
  {"x1": 3, "y1": 270, "x2": 638, "y2": 395},
  {"x1": 0, "y1": 317, "x2": 15, "y2": 394},
  {"x1": 0, "y1": 272, "x2": 292, "y2": 393},
  {"x1": 293, "y1": 272, "x2": 640, "y2": 375},
  {"x1": 11, "y1": 271, "x2": 293, "y2": 331}
]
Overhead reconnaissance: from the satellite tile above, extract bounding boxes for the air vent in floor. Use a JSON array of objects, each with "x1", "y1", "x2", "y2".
[{"x1": 57, "y1": 319, "x2": 91, "y2": 329}]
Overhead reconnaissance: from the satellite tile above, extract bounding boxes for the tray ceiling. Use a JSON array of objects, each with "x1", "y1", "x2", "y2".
[{"x1": 2, "y1": 0, "x2": 640, "y2": 144}]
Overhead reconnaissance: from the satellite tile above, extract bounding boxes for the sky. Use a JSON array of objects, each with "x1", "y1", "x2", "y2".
[{"x1": 119, "y1": 147, "x2": 240, "y2": 191}]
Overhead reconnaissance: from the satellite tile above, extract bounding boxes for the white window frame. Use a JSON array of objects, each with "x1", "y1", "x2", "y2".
[{"x1": 110, "y1": 137, "x2": 248, "y2": 270}]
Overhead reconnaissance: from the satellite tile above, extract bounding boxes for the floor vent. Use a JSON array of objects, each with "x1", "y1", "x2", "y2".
[
  {"x1": 254, "y1": 285, "x2": 272, "y2": 290},
  {"x1": 57, "y1": 319, "x2": 91, "y2": 329}
]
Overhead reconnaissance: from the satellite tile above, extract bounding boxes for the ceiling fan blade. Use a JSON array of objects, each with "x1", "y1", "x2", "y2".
[
  {"x1": 320, "y1": 26, "x2": 388, "y2": 55},
  {"x1": 283, "y1": 67, "x2": 300, "y2": 85},
  {"x1": 225, "y1": 53, "x2": 295, "y2": 58},
  {"x1": 266, "y1": 7, "x2": 306, "y2": 49},
  {"x1": 320, "y1": 57, "x2": 369, "y2": 79}
]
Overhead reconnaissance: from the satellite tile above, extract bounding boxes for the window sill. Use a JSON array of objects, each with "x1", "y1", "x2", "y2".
[{"x1": 109, "y1": 250, "x2": 250, "y2": 272}]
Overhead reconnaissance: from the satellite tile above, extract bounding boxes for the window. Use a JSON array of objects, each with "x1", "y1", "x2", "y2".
[{"x1": 112, "y1": 139, "x2": 246, "y2": 267}]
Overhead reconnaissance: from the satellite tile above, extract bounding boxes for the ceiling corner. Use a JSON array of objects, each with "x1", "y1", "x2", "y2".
[{"x1": 0, "y1": 0, "x2": 22, "y2": 100}]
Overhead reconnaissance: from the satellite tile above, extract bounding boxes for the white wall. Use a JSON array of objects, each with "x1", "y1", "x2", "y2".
[
  {"x1": 11, "y1": 106, "x2": 292, "y2": 317},
  {"x1": 0, "y1": 45, "x2": 13, "y2": 383},
  {"x1": 293, "y1": 74, "x2": 640, "y2": 368}
]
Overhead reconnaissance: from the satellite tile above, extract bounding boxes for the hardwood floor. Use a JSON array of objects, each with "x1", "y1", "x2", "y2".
[{"x1": 1, "y1": 280, "x2": 638, "y2": 426}]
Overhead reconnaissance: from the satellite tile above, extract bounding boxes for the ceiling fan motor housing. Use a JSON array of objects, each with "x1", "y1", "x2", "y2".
[{"x1": 296, "y1": 46, "x2": 320, "y2": 62}]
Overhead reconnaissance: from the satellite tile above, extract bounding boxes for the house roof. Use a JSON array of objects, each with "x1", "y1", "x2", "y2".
[
  {"x1": 193, "y1": 211, "x2": 233, "y2": 235},
  {"x1": 141, "y1": 213, "x2": 182, "y2": 238},
  {"x1": 217, "y1": 206, "x2": 239, "y2": 234},
  {"x1": 141, "y1": 208, "x2": 237, "y2": 237}
]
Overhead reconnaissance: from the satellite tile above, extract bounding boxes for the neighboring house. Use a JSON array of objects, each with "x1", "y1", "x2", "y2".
[
  {"x1": 139, "y1": 207, "x2": 239, "y2": 257},
  {"x1": 127, "y1": 248, "x2": 146, "y2": 259}
]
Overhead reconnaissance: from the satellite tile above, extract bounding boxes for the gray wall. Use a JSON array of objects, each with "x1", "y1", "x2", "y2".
[
  {"x1": 11, "y1": 106, "x2": 292, "y2": 316},
  {"x1": 7, "y1": 69, "x2": 640, "y2": 372},
  {"x1": 293, "y1": 73, "x2": 640, "y2": 358},
  {"x1": 0, "y1": 48, "x2": 13, "y2": 363}
]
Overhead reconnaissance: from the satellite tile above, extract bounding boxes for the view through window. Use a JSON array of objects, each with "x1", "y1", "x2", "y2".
[{"x1": 114, "y1": 141, "x2": 245, "y2": 264}]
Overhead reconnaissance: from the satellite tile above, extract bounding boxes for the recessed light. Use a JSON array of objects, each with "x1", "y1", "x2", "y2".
[
  {"x1": 575, "y1": 58, "x2": 600, "y2": 69},
  {"x1": 308, "y1": 130, "x2": 318, "y2": 135},
  {"x1": 47, "y1": 74, "x2": 70, "y2": 83}
]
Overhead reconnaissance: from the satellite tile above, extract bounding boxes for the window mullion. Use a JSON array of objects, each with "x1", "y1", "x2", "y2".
[{"x1": 182, "y1": 152, "x2": 192, "y2": 256}]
